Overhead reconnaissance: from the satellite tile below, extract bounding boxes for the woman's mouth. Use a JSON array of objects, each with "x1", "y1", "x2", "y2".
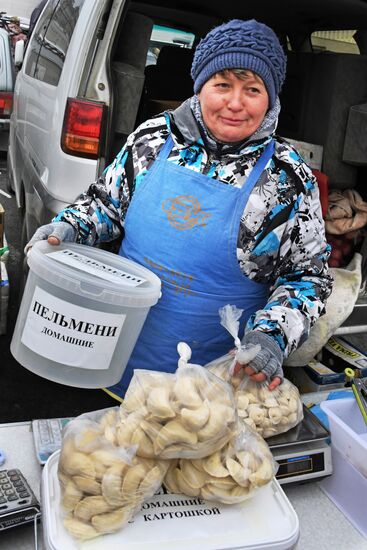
[{"x1": 221, "y1": 117, "x2": 247, "y2": 126}]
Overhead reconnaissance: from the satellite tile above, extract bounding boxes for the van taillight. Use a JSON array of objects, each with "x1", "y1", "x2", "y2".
[
  {"x1": 61, "y1": 98, "x2": 105, "y2": 159},
  {"x1": 0, "y1": 92, "x2": 13, "y2": 117}
]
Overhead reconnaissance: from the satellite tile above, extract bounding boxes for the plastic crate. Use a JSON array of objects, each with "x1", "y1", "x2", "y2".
[
  {"x1": 320, "y1": 398, "x2": 367, "y2": 477},
  {"x1": 320, "y1": 445, "x2": 367, "y2": 538}
]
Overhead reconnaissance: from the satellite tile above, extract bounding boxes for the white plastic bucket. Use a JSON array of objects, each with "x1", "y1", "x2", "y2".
[{"x1": 11, "y1": 241, "x2": 161, "y2": 388}]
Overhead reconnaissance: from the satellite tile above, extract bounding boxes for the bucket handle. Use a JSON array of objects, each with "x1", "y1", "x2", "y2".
[{"x1": 79, "y1": 281, "x2": 105, "y2": 297}]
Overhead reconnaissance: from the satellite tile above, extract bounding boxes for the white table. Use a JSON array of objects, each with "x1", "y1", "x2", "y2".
[{"x1": 0, "y1": 421, "x2": 366, "y2": 550}]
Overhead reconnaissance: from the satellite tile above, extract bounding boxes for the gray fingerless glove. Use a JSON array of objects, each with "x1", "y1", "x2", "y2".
[
  {"x1": 24, "y1": 221, "x2": 76, "y2": 254},
  {"x1": 242, "y1": 331, "x2": 284, "y2": 381}
]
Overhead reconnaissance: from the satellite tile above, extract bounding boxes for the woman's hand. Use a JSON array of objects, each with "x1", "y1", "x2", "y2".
[
  {"x1": 24, "y1": 221, "x2": 76, "y2": 254},
  {"x1": 233, "y1": 362, "x2": 282, "y2": 390},
  {"x1": 234, "y1": 331, "x2": 284, "y2": 391}
]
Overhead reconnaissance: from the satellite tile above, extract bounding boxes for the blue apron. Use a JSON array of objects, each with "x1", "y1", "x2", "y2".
[{"x1": 106, "y1": 136, "x2": 274, "y2": 399}]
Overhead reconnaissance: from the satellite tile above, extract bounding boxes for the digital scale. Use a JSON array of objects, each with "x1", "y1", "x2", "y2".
[{"x1": 267, "y1": 405, "x2": 332, "y2": 485}]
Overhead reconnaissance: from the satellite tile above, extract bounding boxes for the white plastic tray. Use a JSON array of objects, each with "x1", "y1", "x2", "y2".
[{"x1": 42, "y1": 451, "x2": 299, "y2": 550}]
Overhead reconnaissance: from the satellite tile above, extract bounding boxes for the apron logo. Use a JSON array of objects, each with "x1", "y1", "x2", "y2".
[{"x1": 162, "y1": 195, "x2": 211, "y2": 230}]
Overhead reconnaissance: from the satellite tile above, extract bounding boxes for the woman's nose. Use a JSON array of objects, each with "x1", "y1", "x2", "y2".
[{"x1": 227, "y1": 93, "x2": 244, "y2": 110}]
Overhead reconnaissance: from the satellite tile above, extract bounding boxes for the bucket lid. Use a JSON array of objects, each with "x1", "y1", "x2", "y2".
[{"x1": 27, "y1": 241, "x2": 161, "y2": 307}]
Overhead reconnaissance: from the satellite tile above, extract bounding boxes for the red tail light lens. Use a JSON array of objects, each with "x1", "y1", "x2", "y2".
[
  {"x1": 0, "y1": 92, "x2": 13, "y2": 118},
  {"x1": 61, "y1": 98, "x2": 106, "y2": 159}
]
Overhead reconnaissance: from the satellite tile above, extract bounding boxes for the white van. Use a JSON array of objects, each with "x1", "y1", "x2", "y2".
[
  {"x1": 7, "y1": 0, "x2": 367, "y2": 294},
  {"x1": 7, "y1": 0, "x2": 197, "y2": 242}
]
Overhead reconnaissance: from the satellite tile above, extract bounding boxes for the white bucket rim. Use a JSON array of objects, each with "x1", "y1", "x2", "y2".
[{"x1": 27, "y1": 241, "x2": 161, "y2": 307}]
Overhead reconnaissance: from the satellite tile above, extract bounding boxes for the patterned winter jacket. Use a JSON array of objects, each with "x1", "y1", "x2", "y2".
[{"x1": 54, "y1": 97, "x2": 333, "y2": 359}]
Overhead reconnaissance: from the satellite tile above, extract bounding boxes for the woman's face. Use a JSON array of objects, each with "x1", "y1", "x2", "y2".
[{"x1": 198, "y1": 71, "x2": 269, "y2": 143}]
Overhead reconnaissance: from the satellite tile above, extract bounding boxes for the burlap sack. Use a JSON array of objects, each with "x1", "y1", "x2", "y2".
[
  {"x1": 325, "y1": 190, "x2": 367, "y2": 234},
  {"x1": 284, "y1": 253, "x2": 362, "y2": 366}
]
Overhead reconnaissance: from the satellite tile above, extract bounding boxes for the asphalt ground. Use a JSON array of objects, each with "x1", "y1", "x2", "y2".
[{"x1": 0, "y1": 152, "x2": 118, "y2": 422}]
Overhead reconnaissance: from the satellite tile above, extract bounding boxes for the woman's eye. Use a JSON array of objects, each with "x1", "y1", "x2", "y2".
[{"x1": 248, "y1": 87, "x2": 260, "y2": 94}]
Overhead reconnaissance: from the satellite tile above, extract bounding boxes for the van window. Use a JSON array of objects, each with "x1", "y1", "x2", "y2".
[
  {"x1": 24, "y1": 0, "x2": 85, "y2": 85},
  {"x1": 146, "y1": 24, "x2": 195, "y2": 66},
  {"x1": 311, "y1": 30, "x2": 359, "y2": 54}
]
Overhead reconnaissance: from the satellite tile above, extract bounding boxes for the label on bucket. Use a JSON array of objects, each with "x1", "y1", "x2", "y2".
[
  {"x1": 21, "y1": 287, "x2": 125, "y2": 369},
  {"x1": 47, "y1": 249, "x2": 146, "y2": 286}
]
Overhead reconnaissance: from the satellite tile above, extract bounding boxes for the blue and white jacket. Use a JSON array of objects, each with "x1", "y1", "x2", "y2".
[{"x1": 55, "y1": 97, "x2": 333, "y2": 359}]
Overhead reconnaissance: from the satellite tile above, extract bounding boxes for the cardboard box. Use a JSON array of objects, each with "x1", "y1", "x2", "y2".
[
  {"x1": 319, "y1": 336, "x2": 367, "y2": 382},
  {"x1": 285, "y1": 362, "x2": 345, "y2": 393},
  {"x1": 287, "y1": 336, "x2": 367, "y2": 389},
  {"x1": 282, "y1": 137, "x2": 323, "y2": 170}
]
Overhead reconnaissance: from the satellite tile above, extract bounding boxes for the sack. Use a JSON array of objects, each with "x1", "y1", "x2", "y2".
[
  {"x1": 119, "y1": 342, "x2": 237, "y2": 459},
  {"x1": 325, "y1": 189, "x2": 367, "y2": 234},
  {"x1": 285, "y1": 253, "x2": 362, "y2": 366},
  {"x1": 235, "y1": 378, "x2": 303, "y2": 438},
  {"x1": 58, "y1": 407, "x2": 169, "y2": 540},
  {"x1": 163, "y1": 422, "x2": 277, "y2": 504}
]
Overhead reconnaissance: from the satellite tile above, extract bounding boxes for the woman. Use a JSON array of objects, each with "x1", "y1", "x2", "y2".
[{"x1": 26, "y1": 19, "x2": 332, "y2": 401}]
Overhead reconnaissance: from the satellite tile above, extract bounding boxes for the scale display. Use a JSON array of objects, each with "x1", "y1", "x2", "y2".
[
  {"x1": 268, "y1": 406, "x2": 332, "y2": 484},
  {"x1": 276, "y1": 452, "x2": 325, "y2": 479}
]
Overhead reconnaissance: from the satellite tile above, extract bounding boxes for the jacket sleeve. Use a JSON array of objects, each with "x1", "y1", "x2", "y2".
[
  {"x1": 53, "y1": 143, "x2": 134, "y2": 246},
  {"x1": 245, "y1": 177, "x2": 333, "y2": 358}
]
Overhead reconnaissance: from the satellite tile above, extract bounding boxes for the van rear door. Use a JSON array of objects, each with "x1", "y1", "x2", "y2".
[
  {"x1": 10, "y1": 0, "x2": 118, "y2": 238},
  {"x1": 0, "y1": 28, "x2": 14, "y2": 150}
]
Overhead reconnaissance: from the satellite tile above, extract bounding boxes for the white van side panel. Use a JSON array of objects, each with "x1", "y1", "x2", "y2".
[{"x1": 10, "y1": 0, "x2": 112, "y2": 230}]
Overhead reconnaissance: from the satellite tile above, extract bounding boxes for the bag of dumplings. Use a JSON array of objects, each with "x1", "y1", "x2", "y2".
[
  {"x1": 205, "y1": 305, "x2": 304, "y2": 439},
  {"x1": 163, "y1": 422, "x2": 277, "y2": 504},
  {"x1": 236, "y1": 377, "x2": 304, "y2": 438},
  {"x1": 58, "y1": 407, "x2": 169, "y2": 540},
  {"x1": 119, "y1": 342, "x2": 237, "y2": 459},
  {"x1": 206, "y1": 304, "x2": 261, "y2": 389}
]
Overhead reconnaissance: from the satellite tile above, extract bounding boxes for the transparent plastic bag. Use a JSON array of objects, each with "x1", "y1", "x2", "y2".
[
  {"x1": 236, "y1": 378, "x2": 304, "y2": 438},
  {"x1": 204, "y1": 306, "x2": 303, "y2": 439},
  {"x1": 206, "y1": 304, "x2": 261, "y2": 389},
  {"x1": 163, "y1": 421, "x2": 277, "y2": 504},
  {"x1": 119, "y1": 342, "x2": 237, "y2": 459},
  {"x1": 58, "y1": 407, "x2": 169, "y2": 540}
]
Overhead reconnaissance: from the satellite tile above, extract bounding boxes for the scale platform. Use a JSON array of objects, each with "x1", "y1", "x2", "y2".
[{"x1": 267, "y1": 405, "x2": 333, "y2": 485}]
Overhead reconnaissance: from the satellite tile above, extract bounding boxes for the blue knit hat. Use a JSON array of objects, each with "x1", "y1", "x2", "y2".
[{"x1": 191, "y1": 19, "x2": 287, "y2": 108}]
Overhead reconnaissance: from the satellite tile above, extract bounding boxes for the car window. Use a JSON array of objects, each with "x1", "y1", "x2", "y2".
[
  {"x1": 145, "y1": 24, "x2": 195, "y2": 66},
  {"x1": 311, "y1": 30, "x2": 359, "y2": 54},
  {"x1": 24, "y1": 0, "x2": 85, "y2": 85}
]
